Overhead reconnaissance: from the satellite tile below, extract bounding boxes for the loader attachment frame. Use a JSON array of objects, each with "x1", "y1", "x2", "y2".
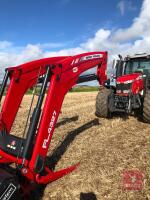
[{"x1": 0, "y1": 51, "x2": 107, "y2": 185}]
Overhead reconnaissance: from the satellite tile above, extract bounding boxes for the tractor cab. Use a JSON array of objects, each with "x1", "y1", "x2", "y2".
[{"x1": 113, "y1": 53, "x2": 150, "y2": 95}]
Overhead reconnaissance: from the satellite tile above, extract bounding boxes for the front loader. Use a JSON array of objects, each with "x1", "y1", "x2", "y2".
[
  {"x1": 0, "y1": 51, "x2": 107, "y2": 199},
  {"x1": 95, "y1": 53, "x2": 150, "y2": 122}
]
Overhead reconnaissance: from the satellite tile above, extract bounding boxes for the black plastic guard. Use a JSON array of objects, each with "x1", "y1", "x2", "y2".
[{"x1": 0, "y1": 168, "x2": 21, "y2": 200}]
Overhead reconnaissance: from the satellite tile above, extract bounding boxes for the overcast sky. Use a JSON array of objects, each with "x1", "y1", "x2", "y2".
[{"x1": 0, "y1": 0, "x2": 148, "y2": 82}]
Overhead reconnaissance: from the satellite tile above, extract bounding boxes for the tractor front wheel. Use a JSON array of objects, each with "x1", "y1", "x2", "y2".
[{"x1": 95, "y1": 88, "x2": 111, "y2": 118}]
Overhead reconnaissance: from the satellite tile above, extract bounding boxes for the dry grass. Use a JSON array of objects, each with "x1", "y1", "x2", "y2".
[{"x1": 11, "y1": 92, "x2": 150, "y2": 200}]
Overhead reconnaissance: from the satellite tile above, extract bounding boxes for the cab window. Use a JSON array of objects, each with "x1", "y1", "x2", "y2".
[{"x1": 124, "y1": 59, "x2": 150, "y2": 75}]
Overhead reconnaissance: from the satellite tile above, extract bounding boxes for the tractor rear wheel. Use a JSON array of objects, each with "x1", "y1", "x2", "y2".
[
  {"x1": 95, "y1": 88, "x2": 111, "y2": 118},
  {"x1": 143, "y1": 90, "x2": 150, "y2": 123}
]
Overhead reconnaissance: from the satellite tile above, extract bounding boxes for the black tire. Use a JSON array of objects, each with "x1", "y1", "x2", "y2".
[
  {"x1": 143, "y1": 90, "x2": 150, "y2": 123},
  {"x1": 95, "y1": 88, "x2": 111, "y2": 118}
]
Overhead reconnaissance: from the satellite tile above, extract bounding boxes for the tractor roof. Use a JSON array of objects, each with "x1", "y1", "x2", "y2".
[{"x1": 125, "y1": 53, "x2": 150, "y2": 59}]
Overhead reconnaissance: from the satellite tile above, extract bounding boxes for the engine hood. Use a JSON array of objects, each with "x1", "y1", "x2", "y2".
[{"x1": 116, "y1": 73, "x2": 141, "y2": 84}]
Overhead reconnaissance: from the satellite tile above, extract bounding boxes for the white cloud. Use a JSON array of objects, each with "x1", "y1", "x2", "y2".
[
  {"x1": 117, "y1": 0, "x2": 137, "y2": 16},
  {"x1": 117, "y1": 0, "x2": 125, "y2": 16},
  {"x1": 43, "y1": 0, "x2": 150, "y2": 59},
  {"x1": 113, "y1": 0, "x2": 150, "y2": 42},
  {"x1": 0, "y1": 0, "x2": 150, "y2": 80},
  {"x1": 0, "y1": 41, "x2": 12, "y2": 49},
  {"x1": 37, "y1": 42, "x2": 65, "y2": 49}
]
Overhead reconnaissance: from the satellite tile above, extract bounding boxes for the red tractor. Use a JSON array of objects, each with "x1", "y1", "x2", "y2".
[
  {"x1": 0, "y1": 52, "x2": 107, "y2": 199},
  {"x1": 96, "y1": 53, "x2": 150, "y2": 122}
]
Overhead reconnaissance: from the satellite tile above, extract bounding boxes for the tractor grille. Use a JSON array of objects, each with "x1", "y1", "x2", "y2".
[
  {"x1": 114, "y1": 95, "x2": 129, "y2": 102},
  {"x1": 114, "y1": 95, "x2": 129, "y2": 110},
  {"x1": 116, "y1": 83, "x2": 132, "y2": 93}
]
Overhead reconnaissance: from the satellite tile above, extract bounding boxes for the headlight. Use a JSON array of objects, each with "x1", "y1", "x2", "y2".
[{"x1": 123, "y1": 89, "x2": 131, "y2": 93}]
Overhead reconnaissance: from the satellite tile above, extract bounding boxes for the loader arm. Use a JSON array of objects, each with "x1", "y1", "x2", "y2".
[{"x1": 0, "y1": 51, "x2": 107, "y2": 184}]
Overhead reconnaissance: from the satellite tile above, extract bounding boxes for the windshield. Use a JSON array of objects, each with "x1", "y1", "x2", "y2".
[{"x1": 124, "y1": 58, "x2": 150, "y2": 75}]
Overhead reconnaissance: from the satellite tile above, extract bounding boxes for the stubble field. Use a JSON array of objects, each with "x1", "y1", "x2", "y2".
[{"x1": 12, "y1": 92, "x2": 150, "y2": 200}]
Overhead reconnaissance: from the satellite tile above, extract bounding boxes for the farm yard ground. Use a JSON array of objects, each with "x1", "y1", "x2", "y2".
[{"x1": 11, "y1": 92, "x2": 150, "y2": 200}]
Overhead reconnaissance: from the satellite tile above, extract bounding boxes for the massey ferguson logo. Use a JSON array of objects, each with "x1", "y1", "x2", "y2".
[
  {"x1": 42, "y1": 110, "x2": 57, "y2": 149},
  {"x1": 11, "y1": 141, "x2": 16, "y2": 146}
]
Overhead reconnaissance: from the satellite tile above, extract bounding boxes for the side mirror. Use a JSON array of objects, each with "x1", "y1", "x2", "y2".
[{"x1": 118, "y1": 54, "x2": 123, "y2": 60}]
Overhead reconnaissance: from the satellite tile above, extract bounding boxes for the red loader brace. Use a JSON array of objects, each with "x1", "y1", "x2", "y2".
[{"x1": 0, "y1": 51, "x2": 107, "y2": 184}]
